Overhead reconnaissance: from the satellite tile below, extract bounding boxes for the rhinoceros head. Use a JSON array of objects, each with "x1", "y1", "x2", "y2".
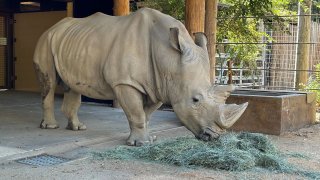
[{"x1": 168, "y1": 27, "x2": 248, "y2": 141}]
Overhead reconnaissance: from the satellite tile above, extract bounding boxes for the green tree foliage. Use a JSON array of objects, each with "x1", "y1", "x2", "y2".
[
  {"x1": 300, "y1": 64, "x2": 320, "y2": 106},
  {"x1": 138, "y1": 0, "x2": 318, "y2": 68},
  {"x1": 142, "y1": 0, "x2": 185, "y2": 21},
  {"x1": 216, "y1": 0, "x2": 275, "y2": 68},
  {"x1": 138, "y1": 0, "x2": 275, "y2": 68}
]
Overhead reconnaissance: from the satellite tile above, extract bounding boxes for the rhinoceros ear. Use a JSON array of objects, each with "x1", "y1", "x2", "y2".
[
  {"x1": 194, "y1": 32, "x2": 208, "y2": 51},
  {"x1": 169, "y1": 27, "x2": 187, "y2": 53}
]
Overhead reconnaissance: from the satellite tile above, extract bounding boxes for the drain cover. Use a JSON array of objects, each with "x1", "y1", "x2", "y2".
[{"x1": 16, "y1": 154, "x2": 71, "y2": 166}]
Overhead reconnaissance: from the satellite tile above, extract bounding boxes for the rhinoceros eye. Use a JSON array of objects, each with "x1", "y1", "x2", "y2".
[
  {"x1": 192, "y1": 97, "x2": 199, "y2": 103},
  {"x1": 192, "y1": 94, "x2": 203, "y2": 105}
]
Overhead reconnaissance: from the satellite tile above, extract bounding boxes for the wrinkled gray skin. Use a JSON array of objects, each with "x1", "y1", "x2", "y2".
[{"x1": 33, "y1": 8, "x2": 248, "y2": 146}]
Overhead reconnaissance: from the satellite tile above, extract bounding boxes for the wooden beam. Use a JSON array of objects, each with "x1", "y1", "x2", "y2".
[
  {"x1": 295, "y1": 0, "x2": 312, "y2": 89},
  {"x1": 67, "y1": 2, "x2": 73, "y2": 17},
  {"x1": 113, "y1": 0, "x2": 130, "y2": 16},
  {"x1": 112, "y1": 0, "x2": 130, "y2": 108},
  {"x1": 185, "y1": 0, "x2": 205, "y2": 38},
  {"x1": 205, "y1": 0, "x2": 219, "y2": 83}
]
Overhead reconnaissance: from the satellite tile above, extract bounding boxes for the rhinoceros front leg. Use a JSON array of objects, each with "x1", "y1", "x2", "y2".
[
  {"x1": 144, "y1": 101, "x2": 163, "y2": 141},
  {"x1": 61, "y1": 90, "x2": 86, "y2": 130},
  {"x1": 114, "y1": 85, "x2": 155, "y2": 146}
]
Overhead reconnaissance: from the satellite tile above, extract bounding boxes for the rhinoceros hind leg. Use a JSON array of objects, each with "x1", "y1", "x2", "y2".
[
  {"x1": 34, "y1": 63, "x2": 59, "y2": 129},
  {"x1": 114, "y1": 85, "x2": 153, "y2": 146},
  {"x1": 40, "y1": 87, "x2": 59, "y2": 129},
  {"x1": 61, "y1": 90, "x2": 86, "y2": 131}
]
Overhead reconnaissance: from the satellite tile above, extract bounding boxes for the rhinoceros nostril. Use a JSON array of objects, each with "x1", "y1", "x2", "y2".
[
  {"x1": 196, "y1": 133, "x2": 210, "y2": 141},
  {"x1": 197, "y1": 128, "x2": 220, "y2": 141}
]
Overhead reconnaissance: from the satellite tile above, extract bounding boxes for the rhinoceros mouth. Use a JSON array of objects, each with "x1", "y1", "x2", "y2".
[
  {"x1": 215, "y1": 102, "x2": 248, "y2": 129},
  {"x1": 196, "y1": 127, "x2": 221, "y2": 141}
]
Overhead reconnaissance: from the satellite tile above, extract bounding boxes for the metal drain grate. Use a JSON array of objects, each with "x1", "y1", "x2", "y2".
[{"x1": 16, "y1": 154, "x2": 71, "y2": 166}]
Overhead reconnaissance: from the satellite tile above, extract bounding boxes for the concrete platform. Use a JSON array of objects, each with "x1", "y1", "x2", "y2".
[{"x1": 0, "y1": 90, "x2": 185, "y2": 161}]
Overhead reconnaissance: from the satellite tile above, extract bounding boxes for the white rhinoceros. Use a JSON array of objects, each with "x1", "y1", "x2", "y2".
[{"x1": 33, "y1": 8, "x2": 248, "y2": 146}]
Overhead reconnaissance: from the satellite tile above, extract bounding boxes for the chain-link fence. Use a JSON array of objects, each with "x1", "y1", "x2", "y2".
[{"x1": 215, "y1": 13, "x2": 320, "y2": 93}]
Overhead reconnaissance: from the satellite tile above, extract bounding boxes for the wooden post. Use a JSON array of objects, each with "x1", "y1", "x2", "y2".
[
  {"x1": 112, "y1": 0, "x2": 130, "y2": 108},
  {"x1": 295, "y1": 0, "x2": 312, "y2": 89},
  {"x1": 205, "y1": 0, "x2": 219, "y2": 83},
  {"x1": 113, "y1": 0, "x2": 130, "y2": 16},
  {"x1": 67, "y1": 2, "x2": 73, "y2": 17},
  {"x1": 185, "y1": 0, "x2": 205, "y2": 39},
  {"x1": 227, "y1": 60, "x2": 233, "y2": 84}
]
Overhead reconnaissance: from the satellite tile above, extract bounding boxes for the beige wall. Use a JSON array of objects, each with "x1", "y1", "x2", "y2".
[{"x1": 14, "y1": 11, "x2": 66, "y2": 92}]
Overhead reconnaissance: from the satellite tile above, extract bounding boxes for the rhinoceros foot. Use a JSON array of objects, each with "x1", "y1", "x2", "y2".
[
  {"x1": 127, "y1": 135, "x2": 157, "y2": 146},
  {"x1": 66, "y1": 121, "x2": 87, "y2": 131},
  {"x1": 40, "y1": 119, "x2": 59, "y2": 129}
]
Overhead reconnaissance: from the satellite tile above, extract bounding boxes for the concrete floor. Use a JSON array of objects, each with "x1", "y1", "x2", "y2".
[
  {"x1": 2, "y1": 91, "x2": 320, "y2": 179},
  {"x1": 0, "y1": 90, "x2": 188, "y2": 162}
]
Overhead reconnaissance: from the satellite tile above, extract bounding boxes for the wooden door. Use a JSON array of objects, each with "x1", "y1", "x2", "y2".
[
  {"x1": 0, "y1": 13, "x2": 13, "y2": 89},
  {"x1": 14, "y1": 11, "x2": 66, "y2": 91}
]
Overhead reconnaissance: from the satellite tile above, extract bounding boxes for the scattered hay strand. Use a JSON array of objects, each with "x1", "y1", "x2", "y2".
[{"x1": 93, "y1": 132, "x2": 320, "y2": 179}]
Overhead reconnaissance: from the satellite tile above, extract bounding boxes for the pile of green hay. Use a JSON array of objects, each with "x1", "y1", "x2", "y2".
[{"x1": 93, "y1": 132, "x2": 320, "y2": 179}]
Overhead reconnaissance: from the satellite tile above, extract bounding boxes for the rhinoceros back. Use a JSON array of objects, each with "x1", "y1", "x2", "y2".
[{"x1": 35, "y1": 8, "x2": 191, "y2": 102}]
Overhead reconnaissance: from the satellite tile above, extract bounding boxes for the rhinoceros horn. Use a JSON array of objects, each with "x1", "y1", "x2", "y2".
[
  {"x1": 208, "y1": 85, "x2": 248, "y2": 128},
  {"x1": 215, "y1": 102, "x2": 248, "y2": 129},
  {"x1": 208, "y1": 85, "x2": 235, "y2": 103}
]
